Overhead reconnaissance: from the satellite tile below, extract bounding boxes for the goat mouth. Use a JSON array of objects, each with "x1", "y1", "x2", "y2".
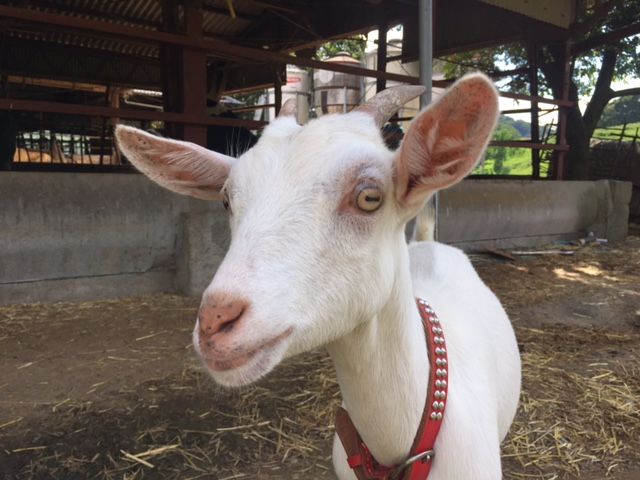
[{"x1": 202, "y1": 328, "x2": 293, "y2": 372}]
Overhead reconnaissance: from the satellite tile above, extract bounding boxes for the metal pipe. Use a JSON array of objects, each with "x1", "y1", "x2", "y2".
[
  {"x1": 419, "y1": 0, "x2": 438, "y2": 241},
  {"x1": 377, "y1": 22, "x2": 388, "y2": 93},
  {"x1": 419, "y1": 0, "x2": 433, "y2": 107}
]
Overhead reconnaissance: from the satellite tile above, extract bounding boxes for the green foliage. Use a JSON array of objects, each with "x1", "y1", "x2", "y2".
[
  {"x1": 598, "y1": 95, "x2": 640, "y2": 127},
  {"x1": 499, "y1": 115, "x2": 531, "y2": 137},
  {"x1": 573, "y1": 1, "x2": 640, "y2": 98},
  {"x1": 473, "y1": 121, "x2": 528, "y2": 175},
  {"x1": 473, "y1": 148, "x2": 532, "y2": 176},
  {"x1": 316, "y1": 37, "x2": 366, "y2": 61},
  {"x1": 440, "y1": 43, "x2": 530, "y2": 94},
  {"x1": 440, "y1": 1, "x2": 640, "y2": 99}
]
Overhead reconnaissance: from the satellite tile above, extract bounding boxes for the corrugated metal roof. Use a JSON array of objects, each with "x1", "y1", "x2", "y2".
[{"x1": 10, "y1": 0, "x2": 257, "y2": 58}]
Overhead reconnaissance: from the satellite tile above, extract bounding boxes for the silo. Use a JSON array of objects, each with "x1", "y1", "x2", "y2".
[
  {"x1": 282, "y1": 65, "x2": 310, "y2": 124},
  {"x1": 313, "y1": 53, "x2": 362, "y2": 116},
  {"x1": 265, "y1": 65, "x2": 310, "y2": 123}
]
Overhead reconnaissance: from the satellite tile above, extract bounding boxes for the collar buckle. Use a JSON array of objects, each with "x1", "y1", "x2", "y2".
[{"x1": 389, "y1": 449, "x2": 435, "y2": 480}]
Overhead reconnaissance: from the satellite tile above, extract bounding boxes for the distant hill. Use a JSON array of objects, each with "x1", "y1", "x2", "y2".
[{"x1": 499, "y1": 115, "x2": 529, "y2": 138}]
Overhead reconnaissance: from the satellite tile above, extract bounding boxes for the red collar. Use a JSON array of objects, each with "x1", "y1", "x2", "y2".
[{"x1": 334, "y1": 298, "x2": 449, "y2": 480}]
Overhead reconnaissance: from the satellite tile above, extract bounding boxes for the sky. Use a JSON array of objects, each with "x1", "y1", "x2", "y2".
[{"x1": 366, "y1": 28, "x2": 640, "y2": 127}]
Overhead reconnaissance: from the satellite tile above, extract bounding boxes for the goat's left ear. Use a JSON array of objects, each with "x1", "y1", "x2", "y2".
[
  {"x1": 394, "y1": 73, "x2": 499, "y2": 214},
  {"x1": 115, "y1": 125, "x2": 234, "y2": 200}
]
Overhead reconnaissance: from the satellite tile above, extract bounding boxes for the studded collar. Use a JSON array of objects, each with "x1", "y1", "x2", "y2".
[{"x1": 334, "y1": 298, "x2": 449, "y2": 480}]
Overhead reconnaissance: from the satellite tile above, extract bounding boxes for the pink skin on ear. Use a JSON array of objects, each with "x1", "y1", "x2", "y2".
[
  {"x1": 394, "y1": 74, "x2": 499, "y2": 212},
  {"x1": 115, "y1": 125, "x2": 234, "y2": 201}
]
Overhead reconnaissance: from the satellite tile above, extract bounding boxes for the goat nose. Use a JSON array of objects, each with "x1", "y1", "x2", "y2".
[{"x1": 198, "y1": 295, "x2": 248, "y2": 338}]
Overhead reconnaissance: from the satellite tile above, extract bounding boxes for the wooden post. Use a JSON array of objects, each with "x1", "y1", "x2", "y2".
[
  {"x1": 274, "y1": 68, "x2": 283, "y2": 116},
  {"x1": 182, "y1": 2, "x2": 207, "y2": 146},
  {"x1": 556, "y1": 39, "x2": 572, "y2": 180},
  {"x1": 108, "y1": 86, "x2": 121, "y2": 164},
  {"x1": 160, "y1": 0, "x2": 182, "y2": 139},
  {"x1": 376, "y1": 22, "x2": 387, "y2": 93},
  {"x1": 527, "y1": 41, "x2": 540, "y2": 179}
]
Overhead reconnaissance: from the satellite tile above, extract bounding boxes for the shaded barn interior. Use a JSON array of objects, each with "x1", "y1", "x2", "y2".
[{"x1": 1, "y1": 0, "x2": 576, "y2": 176}]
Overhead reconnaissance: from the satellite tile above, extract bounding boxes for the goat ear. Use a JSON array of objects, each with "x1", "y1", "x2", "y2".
[
  {"x1": 394, "y1": 73, "x2": 499, "y2": 212},
  {"x1": 115, "y1": 125, "x2": 234, "y2": 200}
]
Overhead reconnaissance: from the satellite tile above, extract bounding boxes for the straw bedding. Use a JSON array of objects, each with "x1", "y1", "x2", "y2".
[{"x1": 1, "y1": 233, "x2": 638, "y2": 479}]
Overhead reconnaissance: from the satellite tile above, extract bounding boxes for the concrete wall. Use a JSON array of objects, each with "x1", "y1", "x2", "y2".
[
  {"x1": 0, "y1": 173, "x2": 632, "y2": 305},
  {"x1": 0, "y1": 172, "x2": 226, "y2": 304},
  {"x1": 440, "y1": 179, "x2": 632, "y2": 250}
]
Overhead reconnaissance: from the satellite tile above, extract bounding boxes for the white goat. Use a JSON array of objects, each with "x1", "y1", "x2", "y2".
[{"x1": 116, "y1": 73, "x2": 521, "y2": 480}]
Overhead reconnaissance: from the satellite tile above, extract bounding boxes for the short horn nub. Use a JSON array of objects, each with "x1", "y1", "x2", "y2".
[
  {"x1": 354, "y1": 85, "x2": 426, "y2": 127},
  {"x1": 277, "y1": 98, "x2": 297, "y2": 119}
]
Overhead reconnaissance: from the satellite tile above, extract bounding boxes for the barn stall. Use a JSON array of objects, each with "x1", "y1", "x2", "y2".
[{"x1": 1, "y1": 1, "x2": 638, "y2": 479}]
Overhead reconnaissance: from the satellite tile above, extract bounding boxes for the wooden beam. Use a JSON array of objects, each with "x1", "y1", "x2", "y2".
[
  {"x1": 489, "y1": 140, "x2": 569, "y2": 151},
  {"x1": 0, "y1": 5, "x2": 417, "y2": 84},
  {"x1": 8, "y1": 75, "x2": 107, "y2": 93},
  {"x1": 433, "y1": 77, "x2": 574, "y2": 106},
  {"x1": 0, "y1": 98, "x2": 267, "y2": 129},
  {"x1": 499, "y1": 91, "x2": 573, "y2": 107},
  {"x1": 572, "y1": 22, "x2": 640, "y2": 56},
  {"x1": 0, "y1": 6, "x2": 576, "y2": 111}
]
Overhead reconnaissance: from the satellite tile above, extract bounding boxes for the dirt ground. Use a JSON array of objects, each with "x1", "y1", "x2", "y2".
[{"x1": 1, "y1": 230, "x2": 639, "y2": 480}]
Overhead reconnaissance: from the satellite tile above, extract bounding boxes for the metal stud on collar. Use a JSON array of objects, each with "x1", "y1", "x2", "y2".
[{"x1": 417, "y1": 298, "x2": 449, "y2": 431}]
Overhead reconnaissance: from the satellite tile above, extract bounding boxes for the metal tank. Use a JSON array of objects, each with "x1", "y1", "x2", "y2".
[
  {"x1": 265, "y1": 65, "x2": 310, "y2": 124},
  {"x1": 313, "y1": 53, "x2": 362, "y2": 116},
  {"x1": 282, "y1": 65, "x2": 311, "y2": 124}
]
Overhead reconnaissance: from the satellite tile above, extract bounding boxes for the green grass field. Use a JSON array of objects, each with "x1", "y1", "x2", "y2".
[
  {"x1": 470, "y1": 122, "x2": 639, "y2": 177},
  {"x1": 473, "y1": 148, "x2": 534, "y2": 176},
  {"x1": 593, "y1": 122, "x2": 640, "y2": 141}
]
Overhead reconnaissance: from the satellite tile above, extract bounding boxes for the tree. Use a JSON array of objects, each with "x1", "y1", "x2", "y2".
[
  {"x1": 482, "y1": 124, "x2": 522, "y2": 175},
  {"x1": 499, "y1": 115, "x2": 531, "y2": 138},
  {"x1": 598, "y1": 94, "x2": 640, "y2": 126},
  {"x1": 315, "y1": 37, "x2": 366, "y2": 61},
  {"x1": 441, "y1": 0, "x2": 640, "y2": 180}
]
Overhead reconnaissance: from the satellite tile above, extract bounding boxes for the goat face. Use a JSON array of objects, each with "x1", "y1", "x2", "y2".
[
  {"x1": 196, "y1": 113, "x2": 405, "y2": 386},
  {"x1": 115, "y1": 74, "x2": 499, "y2": 387}
]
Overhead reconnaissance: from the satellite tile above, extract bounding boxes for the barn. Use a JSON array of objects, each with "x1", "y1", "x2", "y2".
[{"x1": 1, "y1": 1, "x2": 639, "y2": 479}]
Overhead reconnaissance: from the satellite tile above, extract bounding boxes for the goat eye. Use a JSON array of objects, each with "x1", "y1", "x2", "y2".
[{"x1": 355, "y1": 186, "x2": 383, "y2": 212}]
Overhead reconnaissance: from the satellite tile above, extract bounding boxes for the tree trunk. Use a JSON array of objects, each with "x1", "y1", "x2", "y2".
[
  {"x1": 564, "y1": 100, "x2": 592, "y2": 180},
  {"x1": 541, "y1": 46, "x2": 619, "y2": 180},
  {"x1": 540, "y1": 47, "x2": 591, "y2": 180}
]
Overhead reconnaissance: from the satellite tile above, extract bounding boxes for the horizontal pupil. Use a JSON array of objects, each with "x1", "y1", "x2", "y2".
[{"x1": 364, "y1": 195, "x2": 380, "y2": 202}]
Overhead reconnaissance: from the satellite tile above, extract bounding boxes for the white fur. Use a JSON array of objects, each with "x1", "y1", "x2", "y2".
[{"x1": 117, "y1": 74, "x2": 521, "y2": 480}]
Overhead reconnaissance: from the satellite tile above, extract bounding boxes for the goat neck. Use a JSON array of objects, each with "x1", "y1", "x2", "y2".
[{"x1": 326, "y1": 233, "x2": 428, "y2": 467}]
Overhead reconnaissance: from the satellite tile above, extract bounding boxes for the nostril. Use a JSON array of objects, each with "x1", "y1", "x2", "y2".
[
  {"x1": 198, "y1": 297, "x2": 248, "y2": 340},
  {"x1": 219, "y1": 319, "x2": 236, "y2": 333}
]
